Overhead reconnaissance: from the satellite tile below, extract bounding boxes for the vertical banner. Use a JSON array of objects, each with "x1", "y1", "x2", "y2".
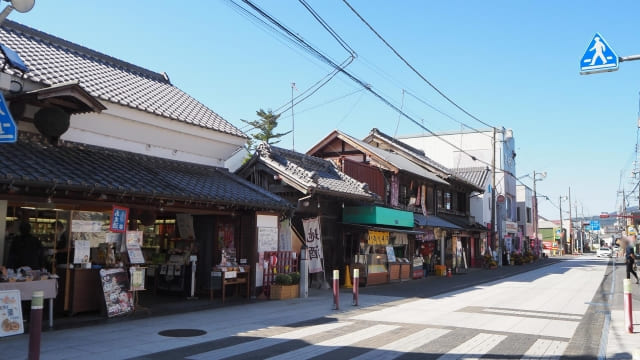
[
  {"x1": 278, "y1": 219, "x2": 292, "y2": 251},
  {"x1": 421, "y1": 184, "x2": 427, "y2": 217},
  {"x1": 176, "y1": 214, "x2": 195, "y2": 239},
  {"x1": 390, "y1": 174, "x2": 399, "y2": 207},
  {"x1": 303, "y1": 217, "x2": 324, "y2": 273},
  {"x1": 110, "y1": 205, "x2": 129, "y2": 233}
]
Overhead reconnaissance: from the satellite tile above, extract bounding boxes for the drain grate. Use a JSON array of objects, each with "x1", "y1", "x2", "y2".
[{"x1": 158, "y1": 329, "x2": 207, "y2": 337}]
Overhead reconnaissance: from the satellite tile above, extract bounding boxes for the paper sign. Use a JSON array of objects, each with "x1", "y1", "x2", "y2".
[
  {"x1": 0, "y1": 290, "x2": 23, "y2": 337},
  {"x1": 74, "y1": 240, "x2": 91, "y2": 264}
]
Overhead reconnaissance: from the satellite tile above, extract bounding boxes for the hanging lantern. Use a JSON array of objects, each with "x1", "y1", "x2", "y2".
[{"x1": 33, "y1": 107, "x2": 70, "y2": 143}]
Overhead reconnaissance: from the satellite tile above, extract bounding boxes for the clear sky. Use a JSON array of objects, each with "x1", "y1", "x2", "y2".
[{"x1": 11, "y1": 1, "x2": 640, "y2": 220}]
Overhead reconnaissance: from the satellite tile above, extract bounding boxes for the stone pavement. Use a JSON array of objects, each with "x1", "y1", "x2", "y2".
[
  {"x1": 606, "y1": 257, "x2": 640, "y2": 359},
  {"x1": 0, "y1": 257, "x2": 566, "y2": 360}
]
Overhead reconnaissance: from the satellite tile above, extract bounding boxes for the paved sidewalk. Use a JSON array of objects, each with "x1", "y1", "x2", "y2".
[
  {"x1": 606, "y1": 258, "x2": 640, "y2": 359},
  {"x1": 0, "y1": 258, "x2": 561, "y2": 360}
]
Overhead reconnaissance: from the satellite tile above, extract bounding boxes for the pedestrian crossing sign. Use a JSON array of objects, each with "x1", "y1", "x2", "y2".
[{"x1": 580, "y1": 33, "x2": 619, "y2": 74}]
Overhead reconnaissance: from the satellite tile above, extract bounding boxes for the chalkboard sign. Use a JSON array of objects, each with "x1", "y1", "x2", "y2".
[
  {"x1": 100, "y1": 268, "x2": 133, "y2": 318},
  {"x1": 386, "y1": 245, "x2": 397, "y2": 263}
]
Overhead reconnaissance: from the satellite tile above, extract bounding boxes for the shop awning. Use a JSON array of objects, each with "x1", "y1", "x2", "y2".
[
  {"x1": 343, "y1": 206, "x2": 414, "y2": 228},
  {"x1": 414, "y1": 214, "x2": 462, "y2": 230},
  {"x1": 439, "y1": 215, "x2": 488, "y2": 232},
  {"x1": 342, "y1": 223, "x2": 424, "y2": 235}
]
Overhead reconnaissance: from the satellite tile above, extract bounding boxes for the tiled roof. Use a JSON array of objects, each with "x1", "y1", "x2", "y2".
[
  {"x1": 0, "y1": 20, "x2": 246, "y2": 138},
  {"x1": 334, "y1": 131, "x2": 449, "y2": 186},
  {"x1": 451, "y1": 167, "x2": 490, "y2": 190},
  {"x1": 366, "y1": 128, "x2": 484, "y2": 192},
  {"x1": 0, "y1": 134, "x2": 290, "y2": 210},
  {"x1": 367, "y1": 128, "x2": 451, "y2": 174},
  {"x1": 253, "y1": 143, "x2": 378, "y2": 200}
]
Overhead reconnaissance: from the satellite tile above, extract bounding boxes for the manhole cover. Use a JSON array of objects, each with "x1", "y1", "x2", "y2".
[{"x1": 158, "y1": 329, "x2": 207, "y2": 337}]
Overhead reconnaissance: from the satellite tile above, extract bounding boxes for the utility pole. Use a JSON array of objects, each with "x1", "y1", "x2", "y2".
[
  {"x1": 568, "y1": 186, "x2": 573, "y2": 254},
  {"x1": 291, "y1": 82, "x2": 295, "y2": 151},
  {"x1": 491, "y1": 128, "x2": 502, "y2": 261},
  {"x1": 491, "y1": 127, "x2": 497, "y2": 259},
  {"x1": 559, "y1": 196, "x2": 564, "y2": 255}
]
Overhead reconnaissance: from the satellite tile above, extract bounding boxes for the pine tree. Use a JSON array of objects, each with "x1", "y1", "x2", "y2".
[{"x1": 242, "y1": 109, "x2": 291, "y2": 154}]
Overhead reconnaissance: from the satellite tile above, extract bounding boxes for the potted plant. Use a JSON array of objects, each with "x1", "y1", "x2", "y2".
[{"x1": 270, "y1": 273, "x2": 299, "y2": 300}]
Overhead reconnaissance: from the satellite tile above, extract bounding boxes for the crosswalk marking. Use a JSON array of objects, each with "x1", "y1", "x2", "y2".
[
  {"x1": 187, "y1": 321, "x2": 352, "y2": 360},
  {"x1": 437, "y1": 333, "x2": 507, "y2": 360},
  {"x1": 521, "y1": 339, "x2": 568, "y2": 359},
  {"x1": 350, "y1": 328, "x2": 451, "y2": 360},
  {"x1": 265, "y1": 324, "x2": 400, "y2": 360}
]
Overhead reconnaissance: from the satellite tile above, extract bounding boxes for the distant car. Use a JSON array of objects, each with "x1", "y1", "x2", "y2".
[{"x1": 597, "y1": 247, "x2": 612, "y2": 257}]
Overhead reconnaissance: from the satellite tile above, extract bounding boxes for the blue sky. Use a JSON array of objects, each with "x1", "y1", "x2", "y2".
[{"x1": 12, "y1": 1, "x2": 640, "y2": 219}]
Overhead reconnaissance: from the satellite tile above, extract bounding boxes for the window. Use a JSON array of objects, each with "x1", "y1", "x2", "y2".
[
  {"x1": 437, "y1": 190, "x2": 444, "y2": 209},
  {"x1": 526, "y1": 207, "x2": 532, "y2": 223},
  {"x1": 457, "y1": 192, "x2": 466, "y2": 212},
  {"x1": 427, "y1": 186, "x2": 434, "y2": 212},
  {"x1": 444, "y1": 192, "x2": 452, "y2": 210},
  {"x1": 516, "y1": 207, "x2": 521, "y2": 222}
]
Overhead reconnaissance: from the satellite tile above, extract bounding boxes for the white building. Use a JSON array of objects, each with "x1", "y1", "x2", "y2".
[
  {"x1": 399, "y1": 128, "x2": 517, "y2": 250},
  {"x1": 516, "y1": 184, "x2": 534, "y2": 250}
]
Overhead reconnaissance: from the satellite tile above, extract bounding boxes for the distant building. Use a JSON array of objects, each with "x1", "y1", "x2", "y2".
[{"x1": 399, "y1": 128, "x2": 517, "y2": 254}]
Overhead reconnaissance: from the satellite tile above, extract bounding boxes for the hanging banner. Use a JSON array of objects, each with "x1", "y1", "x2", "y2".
[
  {"x1": 390, "y1": 174, "x2": 399, "y2": 207},
  {"x1": 303, "y1": 217, "x2": 324, "y2": 273},
  {"x1": 110, "y1": 205, "x2": 129, "y2": 233},
  {"x1": 421, "y1": 184, "x2": 427, "y2": 217},
  {"x1": 278, "y1": 219, "x2": 292, "y2": 251},
  {"x1": 176, "y1": 214, "x2": 195, "y2": 239}
]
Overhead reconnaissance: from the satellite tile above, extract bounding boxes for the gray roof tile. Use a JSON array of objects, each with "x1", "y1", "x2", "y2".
[
  {"x1": 451, "y1": 167, "x2": 490, "y2": 190},
  {"x1": 0, "y1": 134, "x2": 290, "y2": 210},
  {"x1": 0, "y1": 20, "x2": 246, "y2": 138},
  {"x1": 254, "y1": 143, "x2": 378, "y2": 200}
]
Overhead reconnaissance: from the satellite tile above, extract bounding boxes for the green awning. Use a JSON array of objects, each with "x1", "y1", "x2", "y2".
[{"x1": 343, "y1": 206, "x2": 414, "y2": 228}]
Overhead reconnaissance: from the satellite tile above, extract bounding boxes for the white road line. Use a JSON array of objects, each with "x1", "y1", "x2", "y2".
[
  {"x1": 482, "y1": 308, "x2": 582, "y2": 321},
  {"x1": 350, "y1": 328, "x2": 451, "y2": 360},
  {"x1": 265, "y1": 324, "x2": 399, "y2": 360},
  {"x1": 187, "y1": 321, "x2": 352, "y2": 360},
  {"x1": 521, "y1": 338, "x2": 568, "y2": 359},
  {"x1": 437, "y1": 333, "x2": 506, "y2": 360}
]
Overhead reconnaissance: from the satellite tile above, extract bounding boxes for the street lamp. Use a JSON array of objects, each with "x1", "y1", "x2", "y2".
[
  {"x1": 0, "y1": 0, "x2": 35, "y2": 24},
  {"x1": 532, "y1": 171, "x2": 546, "y2": 253}
]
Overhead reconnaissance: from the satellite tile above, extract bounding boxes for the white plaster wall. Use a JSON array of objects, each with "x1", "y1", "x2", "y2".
[{"x1": 56, "y1": 103, "x2": 247, "y2": 167}]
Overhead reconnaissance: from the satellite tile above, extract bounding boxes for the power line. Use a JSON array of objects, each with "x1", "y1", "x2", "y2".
[
  {"x1": 342, "y1": 0, "x2": 495, "y2": 130},
  {"x1": 237, "y1": 0, "x2": 504, "y2": 172}
]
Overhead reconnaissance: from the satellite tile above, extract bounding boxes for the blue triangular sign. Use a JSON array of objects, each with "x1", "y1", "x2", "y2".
[
  {"x1": 0, "y1": 93, "x2": 16, "y2": 143},
  {"x1": 580, "y1": 33, "x2": 619, "y2": 74}
]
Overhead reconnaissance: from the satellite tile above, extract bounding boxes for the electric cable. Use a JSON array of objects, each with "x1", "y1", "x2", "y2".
[
  {"x1": 239, "y1": 0, "x2": 504, "y2": 171},
  {"x1": 342, "y1": 0, "x2": 495, "y2": 129}
]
